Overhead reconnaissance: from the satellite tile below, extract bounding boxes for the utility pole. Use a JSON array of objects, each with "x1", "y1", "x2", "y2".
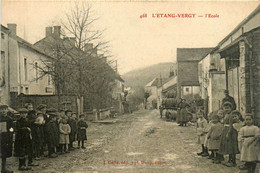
[{"x1": 115, "y1": 60, "x2": 118, "y2": 72}]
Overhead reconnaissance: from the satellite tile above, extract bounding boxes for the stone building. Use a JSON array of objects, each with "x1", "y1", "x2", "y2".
[{"x1": 215, "y1": 5, "x2": 260, "y2": 124}]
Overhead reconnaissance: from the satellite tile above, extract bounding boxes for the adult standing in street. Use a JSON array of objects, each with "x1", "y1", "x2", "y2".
[
  {"x1": 177, "y1": 99, "x2": 189, "y2": 126},
  {"x1": 222, "y1": 90, "x2": 236, "y2": 111},
  {"x1": 0, "y1": 105, "x2": 14, "y2": 173}
]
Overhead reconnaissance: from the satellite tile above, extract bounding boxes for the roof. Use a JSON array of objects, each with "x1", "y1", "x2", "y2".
[
  {"x1": 181, "y1": 81, "x2": 200, "y2": 86},
  {"x1": 115, "y1": 73, "x2": 124, "y2": 82},
  {"x1": 177, "y1": 48, "x2": 213, "y2": 62},
  {"x1": 214, "y1": 5, "x2": 260, "y2": 52},
  {"x1": 146, "y1": 77, "x2": 168, "y2": 87},
  {"x1": 217, "y1": 26, "x2": 260, "y2": 57},
  {"x1": 162, "y1": 84, "x2": 177, "y2": 93},
  {"x1": 1, "y1": 25, "x2": 52, "y2": 59},
  {"x1": 1, "y1": 25, "x2": 9, "y2": 33}
]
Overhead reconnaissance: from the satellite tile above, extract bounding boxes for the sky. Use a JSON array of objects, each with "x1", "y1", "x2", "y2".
[{"x1": 1, "y1": 1, "x2": 260, "y2": 74}]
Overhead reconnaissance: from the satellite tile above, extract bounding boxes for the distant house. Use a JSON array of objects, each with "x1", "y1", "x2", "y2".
[
  {"x1": 0, "y1": 24, "x2": 55, "y2": 107},
  {"x1": 177, "y1": 48, "x2": 213, "y2": 98},
  {"x1": 145, "y1": 77, "x2": 167, "y2": 109},
  {"x1": 112, "y1": 73, "x2": 125, "y2": 114},
  {"x1": 215, "y1": 5, "x2": 260, "y2": 123}
]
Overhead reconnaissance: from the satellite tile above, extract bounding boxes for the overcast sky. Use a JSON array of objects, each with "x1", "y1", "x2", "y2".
[{"x1": 2, "y1": 1, "x2": 259, "y2": 74}]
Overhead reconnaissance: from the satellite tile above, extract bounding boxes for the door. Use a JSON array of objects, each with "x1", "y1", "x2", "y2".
[{"x1": 228, "y1": 67, "x2": 240, "y2": 110}]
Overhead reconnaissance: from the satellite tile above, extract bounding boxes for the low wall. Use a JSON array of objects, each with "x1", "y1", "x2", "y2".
[{"x1": 84, "y1": 108, "x2": 114, "y2": 121}]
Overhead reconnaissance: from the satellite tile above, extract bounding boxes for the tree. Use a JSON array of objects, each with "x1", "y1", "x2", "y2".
[{"x1": 34, "y1": 2, "x2": 119, "y2": 113}]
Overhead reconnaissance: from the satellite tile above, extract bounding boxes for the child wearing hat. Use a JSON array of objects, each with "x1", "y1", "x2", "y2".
[
  {"x1": 36, "y1": 104, "x2": 48, "y2": 157},
  {"x1": 24, "y1": 103, "x2": 39, "y2": 167},
  {"x1": 67, "y1": 111, "x2": 77, "y2": 150},
  {"x1": 46, "y1": 109, "x2": 59, "y2": 158},
  {"x1": 0, "y1": 105, "x2": 14, "y2": 173},
  {"x1": 59, "y1": 117, "x2": 71, "y2": 153},
  {"x1": 16, "y1": 108, "x2": 32, "y2": 171},
  {"x1": 31, "y1": 112, "x2": 44, "y2": 160}
]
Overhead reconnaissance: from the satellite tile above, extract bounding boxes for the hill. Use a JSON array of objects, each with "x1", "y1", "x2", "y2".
[{"x1": 122, "y1": 62, "x2": 176, "y2": 89}]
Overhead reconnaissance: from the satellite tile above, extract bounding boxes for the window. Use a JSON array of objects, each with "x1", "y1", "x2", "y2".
[
  {"x1": 24, "y1": 58, "x2": 27, "y2": 81},
  {"x1": 186, "y1": 88, "x2": 189, "y2": 92},
  {"x1": 1, "y1": 33, "x2": 4, "y2": 39},
  {"x1": 25, "y1": 87, "x2": 29, "y2": 94},
  {"x1": 35, "y1": 62, "x2": 38, "y2": 83}
]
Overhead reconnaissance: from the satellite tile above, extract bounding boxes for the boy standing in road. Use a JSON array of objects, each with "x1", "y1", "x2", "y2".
[{"x1": 0, "y1": 105, "x2": 14, "y2": 173}]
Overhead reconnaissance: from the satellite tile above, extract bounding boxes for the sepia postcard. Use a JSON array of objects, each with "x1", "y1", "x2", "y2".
[{"x1": 1, "y1": 1, "x2": 260, "y2": 173}]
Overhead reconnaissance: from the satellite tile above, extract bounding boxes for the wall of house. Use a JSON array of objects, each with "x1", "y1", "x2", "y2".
[
  {"x1": 198, "y1": 54, "x2": 210, "y2": 100},
  {"x1": 177, "y1": 61, "x2": 199, "y2": 98},
  {"x1": 18, "y1": 45, "x2": 54, "y2": 95},
  {"x1": 252, "y1": 29, "x2": 260, "y2": 125},
  {"x1": 112, "y1": 79, "x2": 125, "y2": 114},
  {"x1": 181, "y1": 86, "x2": 200, "y2": 96},
  {"x1": 208, "y1": 71, "x2": 226, "y2": 113},
  {"x1": 0, "y1": 31, "x2": 10, "y2": 105},
  {"x1": 9, "y1": 36, "x2": 19, "y2": 94}
]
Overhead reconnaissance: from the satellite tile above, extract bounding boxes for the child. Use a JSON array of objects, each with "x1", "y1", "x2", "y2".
[
  {"x1": 232, "y1": 110, "x2": 245, "y2": 151},
  {"x1": 207, "y1": 114, "x2": 224, "y2": 163},
  {"x1": 77, "y1": 114, "x2": 88, "y2": 149},
  {"x1": 0, "y1": 105, "x2": 14, "y2": 173},
  {"x1": 46, "y1": 109, "x2": 59, "y2": 158},
  {"x1": 196, "y1": 110, "x2": 208, "y2": 156},
  {"x1": 219, "y1": 102, "x2": 239, "y2": 167},
  {"x1": 238, "y1": 114, "x2": 260, "y2": 173},
  {"x1": 68, "y1": 113, "x2": 77, "y2": 150},
  {"x1": 31, "y1": 112, "x2": 44, "y2": 160},
  {"x1": 16, "y1": 108, "x2": 32, "y2": 171},
  {"x1": 59, "y1": 117, "x2": 71, "y2": 153},
  {"x1": 204, "y1": 111, "x2": 217, "y2": 159}
]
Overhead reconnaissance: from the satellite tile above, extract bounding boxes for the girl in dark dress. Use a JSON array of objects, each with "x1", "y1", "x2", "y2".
[
  {"x1": 219, "y1": 101, "x2": 239, "y2": 167},
  {"x1": 77, "y1": 114, "x2": 88, "y2": 149}
]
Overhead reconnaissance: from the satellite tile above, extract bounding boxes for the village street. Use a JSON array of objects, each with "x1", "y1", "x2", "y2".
[{"x1": 6, "y1": 109, "x2": 255, "y2": 173}]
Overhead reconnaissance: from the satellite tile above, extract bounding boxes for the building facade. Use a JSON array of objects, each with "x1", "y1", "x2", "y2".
[
  {"x1": 215, "y1": 5, "x2": 260, "y2": 124},
  {"x1": 1, "y1": 24, "x2": 55, "y2": 107},
  {"x1": 177, "y1": 48, "x2": 213, "y2": 98}
]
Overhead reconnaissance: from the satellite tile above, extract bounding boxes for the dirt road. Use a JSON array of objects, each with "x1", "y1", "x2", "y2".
[{"x1": 7, "y1": 109, "x2": 259, "y2": 173}]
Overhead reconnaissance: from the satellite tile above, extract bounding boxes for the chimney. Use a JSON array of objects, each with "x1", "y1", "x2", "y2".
[
  {"x1": 7, "y1": 24, "x2": 17, "y2": 35},
  {"x1": 45, "y1": 27, "x2": 52, "y2": 37},
  {"x1": 53, "y1": 26, "x2": 61, "y2": 38}
]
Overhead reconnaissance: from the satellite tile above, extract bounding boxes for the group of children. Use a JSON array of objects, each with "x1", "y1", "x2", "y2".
[
  {"x1": 0, "y1": 103, "x2": 88, "y2": 173},
  {"x1": 196, "y1": 101, "x2": 260, "y2": 173}
]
